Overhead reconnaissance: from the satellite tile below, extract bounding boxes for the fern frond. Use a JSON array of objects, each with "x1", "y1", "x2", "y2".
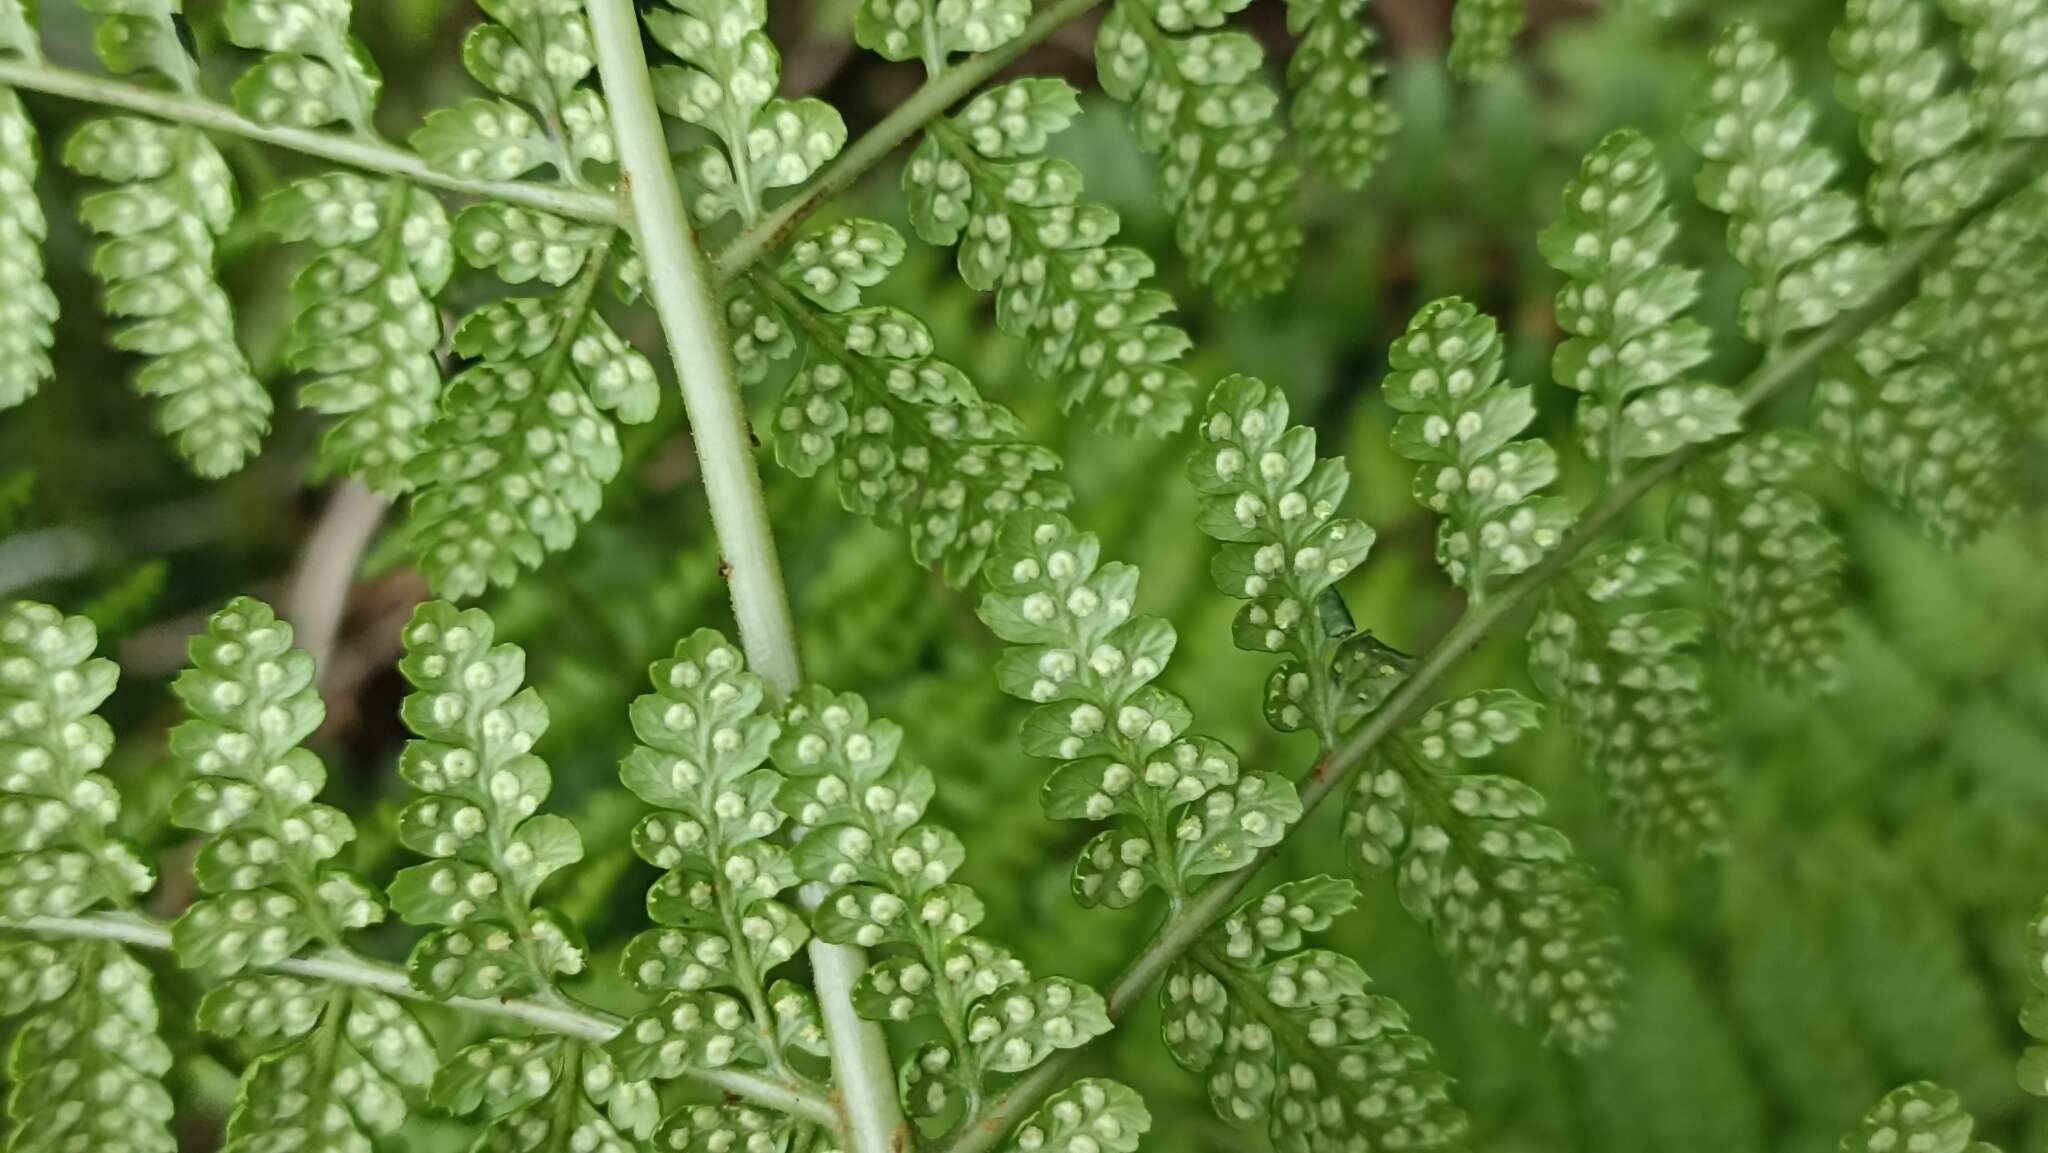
[
  {"x1": 1842, "y1": 1083, "x2": 1999, "y2": 1153},
  {"x1": 1284, "y1": 0, "x2": 1397, "y2": 189},
  {"x1": 408, "y1": 227, "x2": 658, "y2": 597},
  {"x1": 0, "y1": 603, "x2": 174, "y2": 1153},
  {"x1": 1916, "y1": 175, "x2": 2048, "y2": 421},
  {"x1": 1528, "y1": 541, "x2": 1729, "y2": 855},
  {"x1": 758, "y1": 221, "x2": 1067, "y2": 586},
  {"x1": 1940, "y1": 0, "x2": 2048, "y2": 141},
  {"x1": 1160, "y1": 877, "x2": 1468, "y2": 1151},
  {"x1": 0, "y1": 937, "x2": 175, "y2": 1153},
  {"x1": 1346, "y1": 690, "x2": 1624, "y2": 1051},
  {"x1": 412, "y1": 0, "x2": 614, "y2": 184},
  {"x1": 980, "y1": 510, "x2": 1301, "y2": 909},
  {"x1": 772, "y1": 683, "x2": 1116, "y2": 1132},
  {"x1": 1095, "y1": 0, "x2": 1303, "y2": 304},
  {"x1": 63, "y1": 117, "x2": 271, "y2": 478},
  {"x1": 906, "y1": 77, "x2": 1197, "y2": 436},
  {"x1": 225, "y1": 0, "x2": 382, "y2": 133},
  {"x1": 1687, "y1": 23, "x2": 1887, "y2": 345},
  {"x1": 0, "y1": 87, "x2": 55, "y2": 412},
  {"x1": 1832, "y1": 0, "x2": 1996, "y2": 234},
  {"x1": 392, "y1": 602, "x2": 589, "y2": 997},
  {"x1": 1004, "y1": 1080, "x2": 1150, "y2": 1153},
  {"x1": 223, "y1": 0, "x2": 455, "y2": 492},
  {"x1": 262, "y1": 175, "x2": 453, "y2": 491},
  {"x1": 402, "y1": 0, "x2": 655, "y2": 596},
  {"x1": 1188, "y1": 376, "x2": 1379, "y2": 742},
  {"x1": 607, "y1": 629, "x2": 821, "y2": 1086},
  {"x1": 1447, "y1": 0, "x2": 1524, "y2": 82},
  {"x1": 1383, "y1": 298, "x2": 1575, "y2": 600},
  {"x1": 433, "y1": 1034, "x2": 655, "y2": 1153},
  {"x1": 1723, "y1": 857, "x2": 1886, "y2": 1125},
  {"x1": 1813, "y1": 304, "x2": 2016, "y2": 547},
  {"x1": 169, "y1": 598, "x2": 379, "y2": 967},
  {"x1": 1542, "y1": 130, "x2": 1741, "y2": 477},
  {"x1": 2020, "y1": 894, "x2": 2048, "y2": 1095},
  {"x1": 1671, "y1": 431, "x2": 1845, "y2": 693},
  {"x1": 167, "y1": 597, "x2": 442, "y2": 1153},
  {"x1": 643, "y1": 0, "x2": 845, "y2": 226},
  {"x1": 0, "y1": 602, "x2": 153, "y2": 915},
  {"x1": 856, "y1": 0, "x2": 1031, "y2": 65},
  {"x1": 391, "y1": 602, "x2": 663, "y2": 1150},
  {"x1": 1815, "y1": 835, "x2": 2011, "y2": 1109}
]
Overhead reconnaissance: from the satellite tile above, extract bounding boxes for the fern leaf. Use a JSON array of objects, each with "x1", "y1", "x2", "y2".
[
  {"x1": 771, "y1": 683, "x2": 1112, "y2": 1130},
  {"x1": 1583, "y1": 951, "x2": 1764, "y2": 1153},
  {"x1": 1160, "y1": 878, "x2": 1468, "y2": 1150},
  {"x1": 1383, "y1": 298, "x2": 1574, "y2": 599},
  {"x1": 1915, "y1": 175, "x2": 2048, "y2": 422},
  {"x1": 644, "y1": 0, "x2": 845, "y2": 225},
  {"x1": 408, "y1": 229, "x2": 658, "y2": 597},
  {"x1": 1003, "y1": 1080, "x2": 1150, "y2": 1153},
  {"x1": 0, "y1": 603, "x2": 175, "y2": 1153},
  {"x1": 1346, "y1": 690, "x2": 1624, "y2": 1051},
  {"x1": 1687, "y1": 23, "x2": 1886, "y2": 344},
  {"x1": 856, "y1": 0, "x2": 1031, "y2": 65},
  {"x1": 1671, "y1": 431, "x2": 1846, "y2": 693},
  {"x1": 757, "y1": 221, "x2": 1068, "y2": 586},
  {"x1": 434, "y1": 1035, "x2": 655, "y2": 1153},
  {"x1": 79, "y1": 0, "x2": 197, "y2": 88},
  {"x1": 227, "y1": 1, "x2": 453, "y2": 492},
  {"x1": 1528, "y1": 541, "x2": 1729, "y2": 854},
  {"x1": 1813, "y1": 304, "x2": 2016, "y2": 547},
  {"x1": 1940, "y1": 0, "x2": 2048, "y2": 141},
  {"x1": 1842, "y1": 1083, "x2": 2000, "y2": 1153},
  {"x1": 166, "y1": 597, "x2": 441, "y2": 1152},
  {"x1": 1723, "y1": 857, "x2": 1886, "y2": 1124},
  {"x1": 1284, "y1": 0, "x2": 1398, "y2": 189},
  {"x1": 261, "y1": 174, "x2": 453, "y2": 491},
  {"x1": 608, "y1": 630, "x2": 821, "y2": 1086},
  {"x1": 2020, "y1": 895, "x2": 2048, "y2": 1095},
  {"x1": 1189, "y1": 376, "x2": 1379, "y2": 741},
  {"x1": 906, "y1": 77, "x2": 1197, "y2": 436},
  {"x1": 1542, "y1": 130, "x2": 1741, "y2": 475},
  {"x1": 1095, "y1": 0, "x2": 1303, "y2": 304},
  {"x1": 1833, "y1": 0, "x2": 1996, "y2": 234},
  {"x1": 1815, "y1": 836, "x2": 2013, "y2": 1110},
  {"x1": 392, "y1": 602, "x2": 590, "y2": 997},
  {"x1": 0, "y1": 88, "x2": 56, "y2": 412},
  {"x1": 0, "y1": 938, "x2": 176, "y2": 1153},
  {"x1": 1447, "y1": 0, "x2": 1524, "y2": 82},
  {"x1": 63, "y1": 118, "x2": 271, "y2": 477},
  {"x1": 412, "y1": 0, "x2": 614, "y2": 184},
  {"x1": 0, "y1": 602, "x2": 153, "y2": 915},
  {"x1": 200, "y1": 979, "x2": 437, "y2": 1153},
  {"x1": 225, "y1": 0, "x2": 382, "y2": 133},
  {"x1": 980, "y1": 510, "x2": 1301, "y2": 909},
  {"x1": 168, "y1": 597, "x2": 381, "y2": 969},
  {"x1": 401, "y1": 0, "x2": 655, "y2": 595}
]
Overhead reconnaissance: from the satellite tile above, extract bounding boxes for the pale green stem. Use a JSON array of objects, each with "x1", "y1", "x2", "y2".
[
  {"x1": 9, "y1": 911, "x2": 839, "y2": 1126},
  {"x1": 581, "y1": 6, "x2": 908, "y2": 1153},
  {"x1": 937, "y1": 157, "x2": 2013, "y2": 1153},
  {"x1": 0, "y1": 58, "x2": 620, "y2": 223}
]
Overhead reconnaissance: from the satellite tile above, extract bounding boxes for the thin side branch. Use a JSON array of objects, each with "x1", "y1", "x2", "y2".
[
  {"x1": 940, "y1": 161, "x2": 2021, "y2": 1153},
  {"x1": 11, "y1": 911, "x2": 840, "y2": 1125},
  {"x1": 0, "y1": 59, "x2": 621, "y2": 222},
  {"x1": 581, "y1": 5, "x2": 909, "y2": 1152},
  {"x1": 285, "y1": 479, "x2": 388, "y2": 688}
]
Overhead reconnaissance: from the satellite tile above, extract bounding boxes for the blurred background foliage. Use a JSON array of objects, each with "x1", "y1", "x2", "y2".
[{"x1": 2, "y1": 0, "x2": 2047, "y2": 1149}]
